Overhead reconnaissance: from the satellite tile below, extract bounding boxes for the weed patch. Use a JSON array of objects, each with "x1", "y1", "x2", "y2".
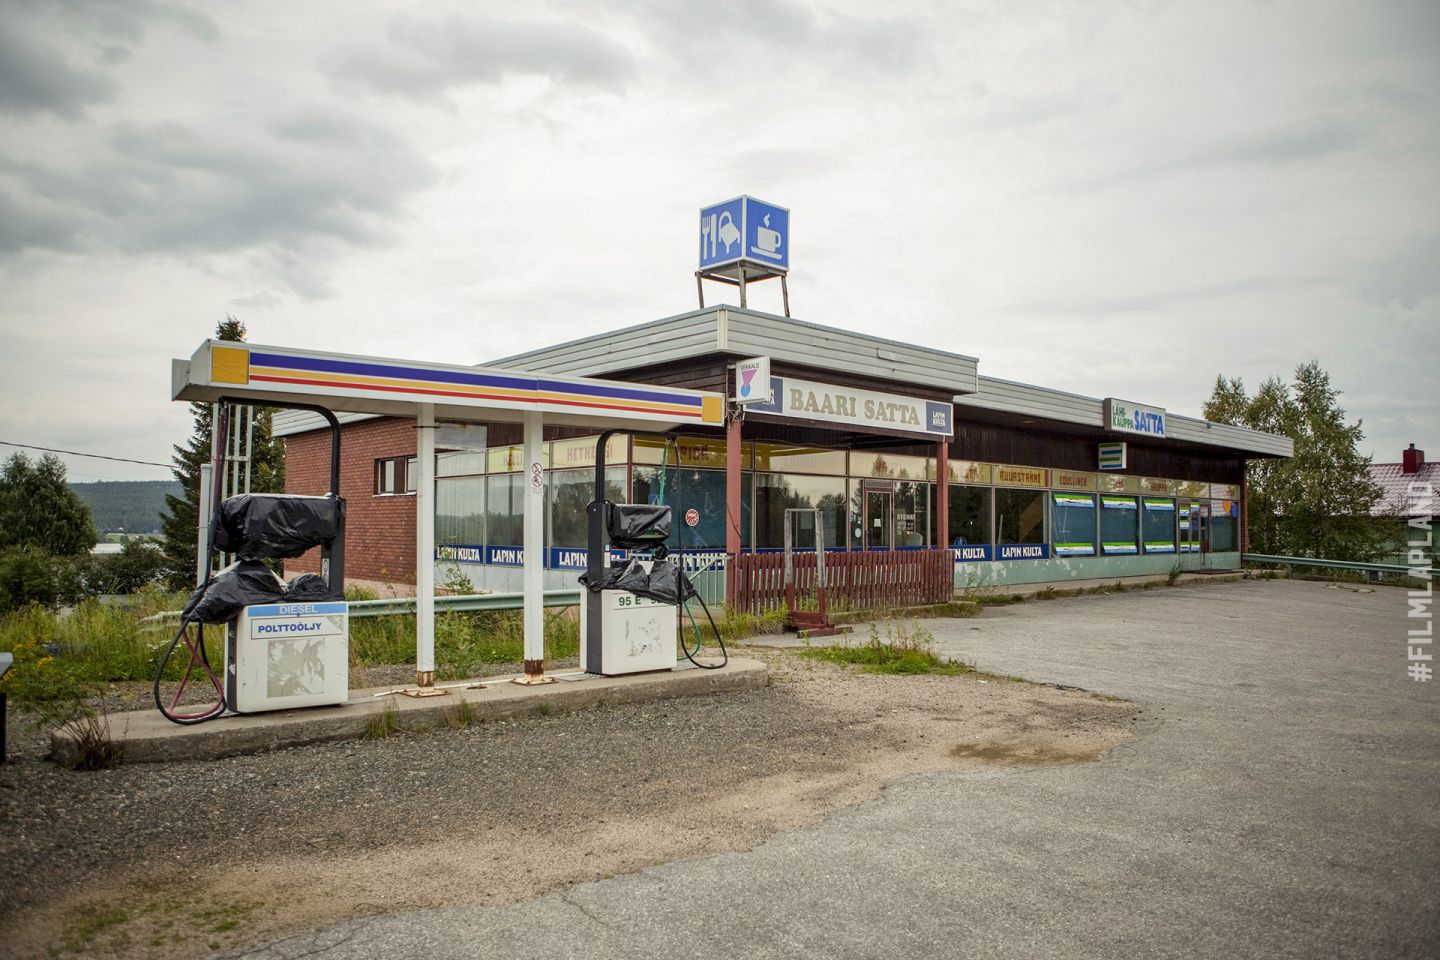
[
  {"x1": 365, "y1": 702, "x2": 401, "y2": 739},
  {"x1": 440, "y1": 699, "x2": 478, "y2": 730},
  {"x1": 798, "y1": 622, "x2": 972, "y2": 676}
]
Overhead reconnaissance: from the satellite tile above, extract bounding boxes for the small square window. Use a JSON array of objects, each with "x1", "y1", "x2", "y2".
[{"x1": 375, "y1": 456, "x2": 416, "y2": 495}]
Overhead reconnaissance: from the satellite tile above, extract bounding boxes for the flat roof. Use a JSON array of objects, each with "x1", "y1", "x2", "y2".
[
  {"x1": 491, "y1": 305, "x2": 1292, "y2": 459},
  {"x1": 494, "y1": 305, "x2": 981, "y2": 396}
]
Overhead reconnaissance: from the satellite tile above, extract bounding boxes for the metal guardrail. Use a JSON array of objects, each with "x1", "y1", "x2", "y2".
[
  {"x1": 1243, "y1": 554, "x2": 1435, "y2": 580},
  {"x1": 346, "y1": 589, "x2": 582, "y2": 618}
]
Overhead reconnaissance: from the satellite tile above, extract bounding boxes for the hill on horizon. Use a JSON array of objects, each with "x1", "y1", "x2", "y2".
[{"x1": 70, "y1": 479, "x2": 181, "y2": 534}]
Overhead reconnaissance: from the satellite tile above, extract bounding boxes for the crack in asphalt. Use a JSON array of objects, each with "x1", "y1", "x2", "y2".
[{"x1": 222, "y1": 916, "x2": 380, "y2": 960}]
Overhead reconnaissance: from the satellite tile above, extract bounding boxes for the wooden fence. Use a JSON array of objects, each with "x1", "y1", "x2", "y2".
[{"x1": 728, "y1": 549, "x2": 953, "y2": 615}]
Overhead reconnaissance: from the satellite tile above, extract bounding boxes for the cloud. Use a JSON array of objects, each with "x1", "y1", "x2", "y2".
[
  {"x1": 50, "y1": 0, "x2": 220, "y2": 44},
  {"x1": 0, "y1": 26, "x2": 116, "y2": 118},
  {"x1": 0, "y1": 107, "x2": 437, "y2": 295},
  {"x1": 1355, "y1": 234, "x2": 1440, "y2": 310},
  {"x1": 999, "y1": 275, "x2": 1328, "y2": 317},
  {"x1": 1064, "y1": 115, "x2": 1363, "y2": 191},
  {"x1": 323, "y1": 14, "x2": 636, "y2": 99},
  {"x1": 631, "y1": 0, "x2": 927, "y2": 77}
]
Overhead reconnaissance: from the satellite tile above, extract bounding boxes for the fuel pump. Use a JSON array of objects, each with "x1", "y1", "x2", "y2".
[
  {"x1": 579, "y1": 430, "x2": 727, "y2": 675},
  {"x1": 153, "y1": 400, "x2": 349, "y2": 724}
]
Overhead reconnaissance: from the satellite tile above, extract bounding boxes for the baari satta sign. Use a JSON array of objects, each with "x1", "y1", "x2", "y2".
[{"x1": 748, "y1": 376, "x2": 953, "y2": 437}]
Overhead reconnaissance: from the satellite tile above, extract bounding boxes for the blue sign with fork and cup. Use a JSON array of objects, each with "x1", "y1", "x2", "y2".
[{"x1": 699, "y1": 196, "x2": 789, "y2": 272}]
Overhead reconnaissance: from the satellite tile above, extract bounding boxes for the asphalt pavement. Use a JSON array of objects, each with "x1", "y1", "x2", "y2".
[{"x1": 230, "y1": 578, "x2": 1440, "y2": 960}]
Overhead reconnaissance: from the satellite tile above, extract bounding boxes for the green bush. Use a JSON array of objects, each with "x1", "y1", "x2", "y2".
[
  {"x1": 0, "y1": 547, "x2": 88, "y2": 612},
  {"x1": 87, "y1": 540, "x2": 169, "y2": 595}
]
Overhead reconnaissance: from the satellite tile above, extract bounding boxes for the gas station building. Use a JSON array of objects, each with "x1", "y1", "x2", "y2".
[{"x1": 277, "y1": 304, "x2": 1292, "y2": 599}]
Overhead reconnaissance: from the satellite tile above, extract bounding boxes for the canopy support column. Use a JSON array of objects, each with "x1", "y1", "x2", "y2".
[
  {"x1": 936, "y1": 438, "x2": 949, "y2": 551},
  {"x1": 415, "y1": 403, "x2": 437, "y2": 688},
  {"x1": 515, "y1": 410, "x2": 555, "y2": 685}
]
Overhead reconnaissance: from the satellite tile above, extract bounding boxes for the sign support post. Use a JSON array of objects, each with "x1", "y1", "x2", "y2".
[
  {"x1": 515, "y1": 410, "x2": 555, "y2": 685},
  {"x1": 412, "y1": 403, "x2": 440, "y2": 693}
]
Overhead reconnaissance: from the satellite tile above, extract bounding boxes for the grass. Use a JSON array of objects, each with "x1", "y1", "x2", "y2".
[
  {"x1": 0, "y1": 594, "x2": 586, "y2": 712},
  {"x1": 440, "y1": 699, "x2": 478, "y2": 729},
  {"x1": 687, "y1": 605, "x2": 788, "y2": 644},
  {"x1": 56, "y1": 904, "x2": 130, "y2": 955},
  {"x1": 347, "y1": 607, "x2": 580, "y2": 681},
  {"x1": 798, "y1": 622, "x2": 974, "y2": 676},
  {"x1": 0, "y1": 587, "x2": 197, "y2": 695},
  {"x1": 365, "y1": 702, "x2": 401, "y2": 739}
]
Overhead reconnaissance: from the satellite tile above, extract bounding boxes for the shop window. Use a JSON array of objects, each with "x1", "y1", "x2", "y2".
[
  {"x1": 1142, "y1": 499, "x2": 1177, "y2": 553},
  {"x1": 436, "y1": 423, "x2": 487, "y2": 477},
  {"x1": 487, "y1": 444, "x2": 524, "y2": 474},
  {"x1": 1052, "y1": 493, "x2": 1097, "y2": 556},
  {"x1": 754, "y1": 474, "x2": 848, "y2": 550},
  {"x1": 437, "y1": 451, "x2": 486, "y2": 478},
  {"x1": 856, "y1": 452, "x2": 931, "y2": 480},
  {"x1": 946, "y1": 485, "x2": 992, "y2": 548},
  {"x1": 1100, "y1": 496, "x2": 1139, "y2": 554},
  {"x1": 375, "y1": 456, "x2": 416, "y2": 495},
  {"x1": 752, "y1": 444, "x2": 846, "y2": 475},
  {"x1": 1208, "y1": 500, "x2": 1239, "y2": 552},
  {"x1": 485, "y1": 473, "x2": 524, "y2": 547},
  {"x1": 894, "y1": 481, "x2": 931, "y2": 547},
  {"x1": 633, "y1": 436, "x2": 728, "y2": 469},
  {"x1": 548, "y1": 467, "x2": 626, "y2": 549},
  {"x1": 437, "y1": 476, "x2": 484, "y2": 547},
  {"x1": 632, "y1": 466, "x2": 746, "y2": 551},
  {"x1": 551, "y1": 435, "x2": 628, "y2": 471},
  {"x1": 996, "y1": 488, "x2": 1046, "y2": 545}
]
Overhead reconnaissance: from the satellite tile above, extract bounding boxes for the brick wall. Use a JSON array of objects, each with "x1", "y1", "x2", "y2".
[{"x1": 285, "y1": 417, "x2": 417, "y2": 585}]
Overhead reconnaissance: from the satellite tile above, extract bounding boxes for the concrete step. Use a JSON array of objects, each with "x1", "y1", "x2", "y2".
[{"x1": 53, "y1": 658, "x2": 767, "y2": 765}]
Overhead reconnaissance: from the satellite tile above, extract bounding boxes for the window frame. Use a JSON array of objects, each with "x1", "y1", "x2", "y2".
[{"x1": 375, "y1": 455, "x2": 418, "y2": 496}]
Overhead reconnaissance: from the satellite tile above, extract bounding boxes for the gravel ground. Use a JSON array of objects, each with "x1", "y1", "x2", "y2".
[{"x1": 0, "y1": 645, "x2": 1134, "y2": 959}]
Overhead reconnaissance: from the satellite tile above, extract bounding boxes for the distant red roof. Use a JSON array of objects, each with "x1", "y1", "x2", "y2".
[{"x1": 1368, "y1": 461, "x2": 1440, "y2": 517}]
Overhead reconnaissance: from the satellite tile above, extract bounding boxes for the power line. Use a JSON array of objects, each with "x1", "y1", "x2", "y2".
[{"x1": 0, "y1": 440, "x2": 172, "y2": 469}]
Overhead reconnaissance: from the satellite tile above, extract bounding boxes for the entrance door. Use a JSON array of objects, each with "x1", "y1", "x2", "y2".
[
  {"x1": 864, "y1": 489, "x2": 893, "y2": 550},
  {"x1": 1179, "y1": 499, "x2": 1201, "y2": 555}
]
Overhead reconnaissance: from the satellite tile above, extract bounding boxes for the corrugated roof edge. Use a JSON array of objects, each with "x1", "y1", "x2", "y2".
[
  {"x1": 272, "y1": 410, "x2": 377, "y2": 438},
  {"x1": 956, "y1": 374, "x2": 1293, "y2": 458},
  {"x1": 491, "y1": 304, "x2": 981, "y2": 367}
]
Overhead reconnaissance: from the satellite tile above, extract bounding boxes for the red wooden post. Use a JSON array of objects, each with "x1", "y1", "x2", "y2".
[
  {"x1": 1239, "y1": 469, "x2": 1249, "y2": 554},
  {"x1": 936, "y1": 439, "x2": 949, "y2": 550},
  {"x1": 725, "y1": 414, "x2": 742, "y2": 606}
]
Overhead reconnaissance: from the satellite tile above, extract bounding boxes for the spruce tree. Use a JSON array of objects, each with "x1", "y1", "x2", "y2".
[
  {"x1": 159, "y1": 316, "x2": 285, "y2": 587},
  {"x1": 0, "y1": 452, "x2": 98, "y2": 555},
  {"x1": 1203, "y1": 361, "x2": 1385, "y2": 561}
]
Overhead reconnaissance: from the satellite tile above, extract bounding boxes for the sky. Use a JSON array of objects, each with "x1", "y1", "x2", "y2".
[{"x1": 1, "y1": 0, "x2": 1436, "y2": 483}]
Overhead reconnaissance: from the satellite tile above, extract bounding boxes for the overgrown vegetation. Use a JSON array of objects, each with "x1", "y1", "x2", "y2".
[
  {"x1": 798, "y1": 621, "x2": 972, "y2": 676},
  {"x1": 0, "y1": 540, "x2": 170, "y2": 612},
  {"x1": 347, "y1": 607, "x2": 582, "y2": 681}
]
